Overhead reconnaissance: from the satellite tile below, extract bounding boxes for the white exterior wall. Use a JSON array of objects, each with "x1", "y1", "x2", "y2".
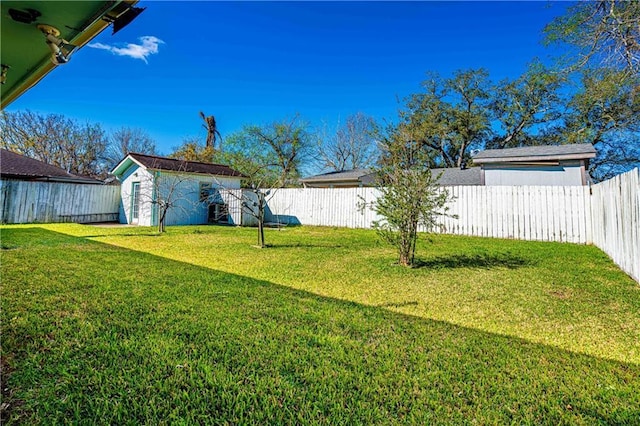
[
  {"x1": 118, "y1": 164, "x2": 155, "y2": 226},
  {"x1": 118, "y1": 164, "x2": 241, "y2": 227},
  {"x1": 159, "y1": 172, "x2": 241, "y2": 226},
  {"x1": 484, "y1": 162, "x2": 584, "y2": 186}
]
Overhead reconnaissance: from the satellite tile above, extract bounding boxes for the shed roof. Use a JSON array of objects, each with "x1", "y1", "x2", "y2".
[
  {"x1": 111, "y1": 152, "x2": 245, "y2": 178},
  {"x1": 0, "y1": 148, "x2": 103, "y2": 184},
  {"x1": 473, "y1": 143, "x2": 596, "y2": 164}
]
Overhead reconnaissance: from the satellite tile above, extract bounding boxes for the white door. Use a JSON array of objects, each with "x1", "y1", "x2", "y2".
[{"x1": 131, "y1": 182, "x2": 141, "y2": 224}]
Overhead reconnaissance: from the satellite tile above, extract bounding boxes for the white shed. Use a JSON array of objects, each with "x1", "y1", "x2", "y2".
[{"x1": 111, "y1": 153, "x2": 244, "y2": 227}]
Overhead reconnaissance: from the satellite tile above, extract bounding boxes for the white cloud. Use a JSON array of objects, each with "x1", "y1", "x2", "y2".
[{"x1": 88, "y1": 36, "x2": 164, "y2": 64}]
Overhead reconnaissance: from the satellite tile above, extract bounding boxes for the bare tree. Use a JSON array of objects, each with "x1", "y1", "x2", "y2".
[
  {"x1": 211, "y1": 163, "x2": 280, "y2": 248},
  {"x1": 131, "y1": 161, "x2": 202, "y2": 233},
  {"x1": 0, "y1": 110, "x2": 108, "y2": 177},
  {"x1": 316, "y1": 112, "x2": 379, "y2": 172},
  {"x1": 200, "y1": 111, "x2": 222, "y2": 151},
  {"x1": 105, "y1": 127, "x2": 156, "y2": 170}
]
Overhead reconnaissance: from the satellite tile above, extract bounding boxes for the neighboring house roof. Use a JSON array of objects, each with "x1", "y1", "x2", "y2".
[
  {"x1": 473, "y1": 143, "x2": 596, "y2": 164},
  {"x1": 0, "y1": 148, "x2": 103, "y2": 184},
  {"x1": 432, "y1": 167, "x2": 482, "y2": 186},
  {"x1": 300, "y1": 167, "x2": 482, "y2": 186},
  {"x1": 111, "y1": 152, "x2": 245, "y2": 178},
  {"x1": 300, "y1": 168, "x2": 375, "y2": 186}
]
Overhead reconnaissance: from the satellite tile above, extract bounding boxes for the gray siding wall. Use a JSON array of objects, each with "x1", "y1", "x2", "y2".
[{"x1": 484, "y1": 161, "x2": 584, "y2": 186}]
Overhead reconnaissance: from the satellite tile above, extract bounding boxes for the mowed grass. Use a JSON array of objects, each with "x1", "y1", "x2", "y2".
[{"x1": 1, "y1": 224, "x2": 639, "y2": 424}]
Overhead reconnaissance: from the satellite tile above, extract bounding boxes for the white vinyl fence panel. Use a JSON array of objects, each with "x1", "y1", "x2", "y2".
[
  {"x1": 0, "y1": 180, "x2": 120, "y2": 224},
  {"x1": 590, "y1": 168, "x2": 640, "y2": 282}
]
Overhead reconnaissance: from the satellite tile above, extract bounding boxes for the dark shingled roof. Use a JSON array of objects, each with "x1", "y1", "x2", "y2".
[
  {"x1": 433, "y1": 167, "x2": 482, "y2": 186},
  {"x1": 473, "y1": 143, "x2": 596, "y2": 163},
  {"x1": 300, "y1": 168, "x2": 374, "y2": 183},
  {"x1": 0, "y1": 149, "x2": 102, "y2": 184},
  {"x1": 127, "y1": 153, "x2": 245, "y2": 177},
  {"x1": 300, "y1": 167, "x2": 482, "y2": 186}
]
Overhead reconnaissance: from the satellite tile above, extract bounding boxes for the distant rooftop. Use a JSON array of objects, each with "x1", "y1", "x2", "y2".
[
  {"x1": 301, "y1": 167, "x2": 481, "y2": 186},
  {"x1": 473, "y1": 143, "x2": 596, "y2": 163},
  {"x1": 300, "y1": 168, "x2": 374, "y2": 184},
  {"x1": 433, "y1": 167, "x2": 482, "y2": 186},
  {"x1": 0, "y1": 149, "x2": 103, "y2": 184}
]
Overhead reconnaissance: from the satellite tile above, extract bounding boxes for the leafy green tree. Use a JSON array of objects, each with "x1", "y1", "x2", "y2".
[
  {"x1": 488, "y1": 62, "x2": 564, "y2": 149},
  {"x1": 402, "y1": 69, "x2": 491, "y2": 168},
  {"x1": 170, "y1": 137, "x2": 216, "y2": 163},
  {"x1": 366, "y1": 124, "x2": 452, "y2": 267},
  {"x1": 561, "y1": 69, "x2": 640, "y2": 180},
  {"x1": 0, "y1": 110, "x2": 108, "y2": 177},
  {"x1": 216, "y1": 115, "x2": 313, "y2": 188},
  {"x1": 544, "y1": 0, "x2": 640, "y2": 74}
]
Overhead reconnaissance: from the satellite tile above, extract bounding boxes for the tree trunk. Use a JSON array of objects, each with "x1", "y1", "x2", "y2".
[
  {"x1": 158, "y1": 208, "x2": 167, "y2": 233},
  {"x1": 258, "y1": 220, "x2": 265, "y2": 248}
]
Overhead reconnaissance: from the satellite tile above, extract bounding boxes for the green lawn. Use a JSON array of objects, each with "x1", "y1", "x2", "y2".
[{"x1": 1, "y1": 224, "x2": 639, "y2": 424}]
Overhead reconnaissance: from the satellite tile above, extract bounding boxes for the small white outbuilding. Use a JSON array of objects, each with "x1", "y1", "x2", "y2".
[{"x1": 111, "y1": 153, "x2": 244, "y2": 227}]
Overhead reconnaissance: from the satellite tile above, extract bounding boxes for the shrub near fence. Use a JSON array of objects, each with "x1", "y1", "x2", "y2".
[
  {"x1": 0, "y1": 180, "x2": 120, "y2": 224},
  {"x1": 260, "y1": 169, "x2": 639, "y2": 282}
]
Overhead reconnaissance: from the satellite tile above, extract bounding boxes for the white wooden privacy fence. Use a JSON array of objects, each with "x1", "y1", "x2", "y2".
[
  {"x1": 258, "y1": 169, "x2": 639, "y2": 282},
  {"x1": 0, "y1": 180, "x2": 120, "y2": 224},
  {"x1": 260, "y1": 186, "x2": 593, "y2": 243},
  {"x1": 590, "y1": 169, "x2": 639, "y2": 282}
]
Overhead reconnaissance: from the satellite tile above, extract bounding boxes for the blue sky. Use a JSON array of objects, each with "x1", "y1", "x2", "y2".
[{"x1": 8, "y1": 1, "x2": 572, "y2": 155}]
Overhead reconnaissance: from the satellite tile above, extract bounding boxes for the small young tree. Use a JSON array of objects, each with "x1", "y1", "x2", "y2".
[
  {"x1": 367, "y1": 125, "x2": 452, "y2": 267},
  {"x1": 135, "y1": 161, "x2": 197, "y2": 233},
  {"x1": 241, "y1": 186, "x2": 271, "y2": 248}
]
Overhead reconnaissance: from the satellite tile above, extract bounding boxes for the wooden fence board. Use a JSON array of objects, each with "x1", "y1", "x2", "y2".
[{"x1": 0, "y1": 180, "x2": 120, "y2": 224}]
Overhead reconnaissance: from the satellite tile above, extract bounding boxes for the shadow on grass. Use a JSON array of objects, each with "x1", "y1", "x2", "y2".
[
  {"x1": 267, "y1": 243, "x2": 344, "y2": 249},
  {"x1": 1, "y1": 227, "x2": 638, "y2": 425},
  {"x1": 414, "y1": 252, "x2": 534, "y2": 270},
  {"x1": 377, "y1": 301, "x2": 419, "y2": 308}
]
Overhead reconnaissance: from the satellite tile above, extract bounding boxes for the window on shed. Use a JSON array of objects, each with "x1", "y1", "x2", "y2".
[{"x1": 199, "y1": 182, "x2": 212, "y2": 202}]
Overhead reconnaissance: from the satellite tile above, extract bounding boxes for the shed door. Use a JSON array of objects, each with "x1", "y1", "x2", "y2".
[{"x1": 131, "y1": 182, "x2": 141, "y2": 223}]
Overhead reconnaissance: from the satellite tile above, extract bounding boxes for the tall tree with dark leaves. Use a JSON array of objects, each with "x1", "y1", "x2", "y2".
[
  {"x1": 402, "y1": 69, "x2": 492, "y2": 168},
  {"x1": 544, "y1": 0, "x2": 640, "y2": 74},
  {"x1": 489, "y1": 62, "x2": 565, "y2": 149},
  {"x1": 562, "y1": 69, "x2": 640, "y2": 180}
]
